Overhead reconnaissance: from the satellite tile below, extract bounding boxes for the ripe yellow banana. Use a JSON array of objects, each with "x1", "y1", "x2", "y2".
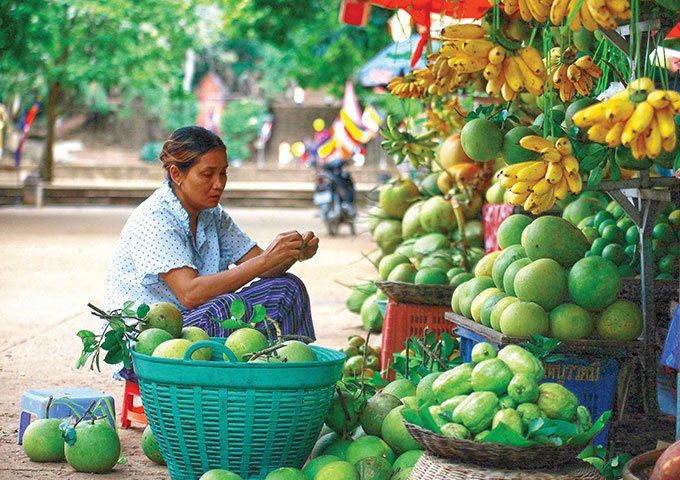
[
  {"x1": 572, "y1": 102, "x2": 608, "y2": 127},
  {"x1": 629, "y1": 77, "x2": 655, "y2": 93},
  {"x1": 604, "y1": 100, "x2": 635, "y2": 123},
  {"x1": 508, "y1": 192, "x2": 530, "y2": 206},
  {"x1": 441, "y1": 24, "x2": 486, "y2": 40},
  {"x1": 554, "y1": 138, "x2": 572, "y2": 155},
  {"x1": 517, "y1": 161, "x2": 549, "y2": 181},
  {"x1": 502, "y1": 161, "x2": 537, "y2": 178},
  {"x1": 511, "y1": 181, "x2": 534, "y2": 194},
  {"x1": 566, "y1": 171, "x2": 583, "y2": 194},
  {"x1": 550, "y1": 0, "x2": 570, "y2": 24},
  {"x1": 561, "y1": 155, "x2": 579, "y2": 175},
  {"x1": 646, "y1": 117, "x2": 662, "y2": 159},
  {"x1": 579, "y1": 0, "x2": 599, "y2": 31},
  {"x1": 554, "y1": 175, "x2": 569, "y2": 201},
  {"x1": 574, "y1": 55, "x2": 603, "y2": 78},
  {"x1": 462, "y1": 39, "x2": 495, "y2": 57},
  {"x1": 532, "y1": 177, "x2": 552, "y2": 195},
  {"x1": 501, "y1": 80, "x2": 517, "y2": 101},
  {"x1": 631, "y1": 132, "x2": 646, "y2": 159},
  {"x1": 647, "y1": 90, "x2": 670, "y2": 109},
  {"x1": 621, "y1": 114, "x2": 638, "y2": 147},
  {"x1": 486, "y1": 74, "x2": 504, "y2": 96},
  {"x1": 630, "y1": 101, "x2": 655, "y2": 134},
  {"x1": 520, "y1": 135, "x2": 555, "y2": 152},
  {"x1": 541, "y1": 147, "x2": 563, "y2": 163},
  {"x1": 503, "y1": 57, "x2": 524, "y2": 92},
  {"x1": 533, "y1": 190, "x2": 556, "y2": 214},
  {"x1": 656, "y1": 107, "x2": 676, "y2": 139},
  {"x1": 514, "y1": 56, "x2": 545, "y2": 96},
  {"x1": 546, "y1": 162, "x2": 563, "y2": 184},
  {"x1": 449, "y1": 55, "x2": 488, "y2": 73},
  {"x1": 588, "y1": 123, "x2": 610, "y2": 143},
  {"x1": 524, "y1": 191, "x2": 543, "y2": 211},
  {"x1": 484, "y1": 62, "x2": 502, "y2": 80},
  {"x1": 517, "y1": 0, "x2": 534, "y2": 22},
  {"x1": 662, "y1": 129, "x2": 677, "y2": 152},
  {"x1": 517, "y1": 47, "x2": 547, "y2": 78},
  {"x1": 605, "y1": 122, "x2": 625, "y2": 147},
  {"x1": 567, "y1": 64, "x2": 582, "y2": 83},
  {"x1": 488, "y1": 46, "x2": 506, "y2": 65},
  {"x1": 567, "y1": 0, "x2": 583, "y2": 31}
]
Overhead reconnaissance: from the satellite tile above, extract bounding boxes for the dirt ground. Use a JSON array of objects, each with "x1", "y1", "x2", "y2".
[{"x1": 0, "y1": 205, "x2": 379, "y2": 479}]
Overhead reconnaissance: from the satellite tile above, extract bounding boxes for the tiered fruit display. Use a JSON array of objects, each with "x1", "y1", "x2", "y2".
[
  {"x1": 564, "y1": 194, "x2": 680, "y2": 279},
  {"x1": 339, "y1": 335, "x2": 383, "y2": 382},
  {"x1": 491, "y1": 0, "x2": 632, "y2": 30},
  {"x1": 451, "y1": 214, "x2": 644, "y2": 341}
]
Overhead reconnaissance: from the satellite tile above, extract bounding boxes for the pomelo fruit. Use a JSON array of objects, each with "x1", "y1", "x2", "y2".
[
  {"x1": 480, "y1": 292, "x2": 507, "y2": 328},
  {"x1": 501, "y1": 126, "x2": 539, "y2": 165},
  {"x1": 314, "y1": 461, "x2": 359, "y2": 480},
  {"x1": 499, "y1": 301, "x2": 550, "y2": 337},
  {"x1": 379, "y1": 178, "x2": 419, "y2": 219},
  {"x1": 381, "y1": 405, "x2": 422, "y2": 454},
  {"x1": 277, "y1": 340, "x2": 317, "y2": 362},
  {"x1": 64, "y1": 420, "x2": 121, "y2": 473},
  {"x1": 135, "y1": 328, "x2": 174, "y2": 356},
  {"x1": 382, "y1": 379, "x2": 417, "y2": 399},
  {"x1": 311, "y1": 432, "x2": 341, "y2": 459},
  {"x1": 414, "y1": 267, "x2": 449, "y2": 285},
  {"x1": 354, "y1": 456, "x2": 393, "y2": 480},
  {"x1": 141, "y1": 425, "x2": 165, "y2": 465},
  {"x1": 401, "y1": 201, "x2": 427, "y2": 239},
  {"x1": 152, "y1": 338, "x2": 193, "y2": 360},
  {"x1": 460, "y1": 118, "x2": 503, "y2": 162},
  {"x1": 361, "y1": 294, "x2": 383, "y2": 332},
  {"x1": 322, "y1": 438, "x2": 353, "y2": 460},
  {"x1": 264, "y1": 468, "x2": 307, "y2": 480},
  {"x1": 141, "y1": 302, "x2": 183, "y2": 338},
  {"x1": 345, "y1": 435, "x2": 395, "y2": 465},
  {"x1": 393, "y1": 450, "x2": 424, "y2": 471},
  {"x1": 458, "y1": 276, "x2": 496, "y2": 319},
  {"x1": 502, "y1": 258, "x2": 531, "y2": 296},
  {"x1": 224, "y1": 328, "x2": 269, "y2": 362},
  {"x1": 326, "y1": 388, "x2": 360, "y2": 436},
  {"x1": 419, "y1": 196, "x2": 457, "y2": 234},
  {"x1": 416, "y1": 371, "x2": 443, "y2": 404},
  {"x1": 474, "y1": 251, "x2": 502, "y2": 278},
  {"x1": 438, "y1": 133, "x2": 473, "y2": 169},
  {"x1": 303, "y1": 455, "x2": 342, "y2": 479},
  {"x1": 392, "y1": 467, "x2": 412, "y2": 480},
  {"x1": 450, "y1": 272, "x2": 474, "y2": 290},
  {"x1": 549, "y1": 303, "x2": 594, "y2": 340},
  {"x1": 497, "y1": 215, "x2": 532, "y2": 249},
  {"x1": 378, "y1": 253, "x2": 410, "y2": 280},
  {"x1": 360, "y1": 393, "x2": 403, "y2": 437},
  {"x1": 513, "y1": 258, "x2": 567, "y2": 311},
  {"x1": 373, "y1": 220, "x2": 402, "y2": 254},
  {"x1": 419, "y1": 172, "x2": 442, "y2": 196},
  {"x1": 491, "y1": 245, "x2": 527, "y2": 289},
  {"x1": 181, "y1": 326, "x2": 212, "y2": 359},
  {"x1": 470, "y1": 287, "x2": 501, "y2": 323},
  {"x1": 523, "y1": 215, "x2": 589, "y2": 266},
  {"x1": 596, "y1": 300, "x2": 643, "y2": 341},
  {"x1": 420, "y1": 254, "x2": 453, "y2": 271},
  {"x1": 490, "y1": 296, "x2": 520, "y2": 331},
  {"x1": 414, "y1": 232, "x2": 449, "y2": 255},
  {"x1": 22, "y1": 418, "x2": 65, "y2": 462},
  {"x1": 199, "y1": 469, "x2": 243, "y2": 480},
  {"x1": 568, "y1": 256, "x2": 621, "y2": 311}
]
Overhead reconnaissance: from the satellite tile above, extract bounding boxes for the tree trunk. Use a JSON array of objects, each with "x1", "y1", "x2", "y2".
[{"x1": 40, "y1": 81, "x2": 60, "y2": 183}]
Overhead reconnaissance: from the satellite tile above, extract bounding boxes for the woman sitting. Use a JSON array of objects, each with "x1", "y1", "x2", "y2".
[{"x1": 105, "y1": 126, "x2": 319, "y2": 374}]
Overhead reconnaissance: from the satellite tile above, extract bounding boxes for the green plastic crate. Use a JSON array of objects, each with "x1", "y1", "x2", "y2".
[{"x1": 131, "y1": 339, "x2": 345, "y2": 480}]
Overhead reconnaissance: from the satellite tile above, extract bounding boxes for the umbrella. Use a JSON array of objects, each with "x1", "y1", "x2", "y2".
[{"x1": 358, "y1": 35, "x2": 440, "y2": 86}]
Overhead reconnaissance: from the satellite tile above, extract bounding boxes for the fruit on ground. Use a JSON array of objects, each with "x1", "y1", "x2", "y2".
[
  {"x1": 499, "y1": 301, "x2": 550, "y2": 337},
  {"x1": 491, "y1": 245, "x2": 527, "y2": 289},
  {"x1": 393, "y1": 450, "x2": 424, "y2": 471},
  {"x1": 415, "y1": 372, "x2": 443, "y2": 403},
  {"x1": 314, "y1": 461, "x2": 360, "y2": 480},
  {"x1": 492, "y1": 408, "x2": 523, "y2": 435},
  {"x1": 523, "y1": 216, "x2": 589, "y2": 267},
  {"x1": 497, "y1": 345, "x2": 544, "y2": 382},
  {"x1": 568, "y1": 256, "x2": 621, "y2": 311},
  {"x1": 471, "y1": 358, "x2": 513, "y2": 394},
  {"x1": 419, "y1": 196, "x2": 457, "y2": 234},
  {"x1": 276, "y1": 340, "x2": 317, "y2": 362},
  {"x1": 22, "y1": 418, "x2": 65, "y2": 462},
  {"x1": 536, "y1": 383, "x2": 578, "y2": 422},
  {"x1": 382, "y1": 379, "x2": 417, "y2": 399},
  {"x1": 64, "y1": 420, "x2": 121, "y2": 473},
  {"x1": 497, "y1": 215, "x2": 532, "y2": 250},
  {"x1": 141, "y1": 425, "x2": 165, "y2": 465},
  {"x1": 264, "y1": 468, "x2": 307, "y2": 480},
  {"x1": 303, "y1": 455, "x2": 342, "y2": 479},
  {"x1": 360, "y1": 393, "x2": 403, "y2": 437},
  {"x1": 379, "y1": 178, "x2": 419, "y2": 219},
  {"x1": 474, "y1": 251, "x2": 502, "y2": 278},
  {"x1": 513, "y1": 258, "x2": 567, "y2": 311},
  {"x1": 224, "y1": 328, "x2": 269, "y2": 362},
  {"x1": 460, "y1": 118, "x2": 503, "y2": 162},
  {"x1": 326, "y1": 388, "x2": 360, "y2": 435},
  {"x1": 361, "y1": 294, "x2": 383, "y2": 332},
  {"x1": 199, "y1": 469, "x2": 244, "y2": 480},
  {"x1": 490, "y1": 296, "x2": 520, "y2": 331},
  {"x1": 457, "y1": 276, "x2": 496, "y2": 319},
  {"x1": 433, "y1": 362, "x2": 474, "y2": 402},
  {"x1": 596, "y1": 300, "x2": 643, "y2": 341},
  {"x1": 354, "y1": 456, "x2": 393, "y2": 480},
  {"x1": 140, "y1": 302, "x2": 183, "y2": 338},
  {"x1": 452, "y1": 391, "x2": 500, "y2": 433},
  {"x1": 181, "y1": 326, "x2": 212, "y2": 359},
  {"x1": 502, "y1": 258, "x2": 531, "y2": 296},
  {"x1": 135, "y1": 328, "x2": 174, "y2": 355},
  {"x1": 549, "y1": 304, "x2": 594, "y2": 340},
  {"x1": 382, "y1": 405, "x2": 422, "y2": 454},
  {"x1": 152, "y1": 338, "x2": 194, "y2": 360},
  {"x1": 345, "y1": 435, "x2": 396, "y2": 465}
]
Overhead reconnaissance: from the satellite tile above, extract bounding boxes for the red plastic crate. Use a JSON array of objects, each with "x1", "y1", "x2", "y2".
[{"x1": 381, "y1": 299, "x2": 455, "y2": 380}]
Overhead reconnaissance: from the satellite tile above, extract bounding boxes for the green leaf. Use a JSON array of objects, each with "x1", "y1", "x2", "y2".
[
  {"x1": 569, "y1": 411, "x2": 611, "y2": 445},
  {"x1": 77, "y1": 330, "x2": 97, "y2": 339},
  {"x1": 570, "y1": 125, "x2": 580, "y2": 138},
  {"x1": 103, "y1": 344, "x2": 123, "y2": 365},
  {"x1": 609, "y1": 154, "x2": 621, "y2": 181},
  {"x1": 401, "y1": 406, "x2": 424, "y2": 427},
  {"x1": 101, "y1": 329, "x2": 123, "y2": 350},
  {"x1": 219, "y1": 319, "x2": 246, "y2": 330},
  {"x1": 231, "y1": 298, "x2": 246, "y2": 320},
  {"x1": 123, "y1": 300, "x2": 135, "y2": 311},
  {"x1": 588, "y1": 166, "x2": 604, "y2": 187},
  {"x1": 484, "y1": 423, "x2": 534, "y2": 447},
  {"x1": 416, "y1": 401, "x2": 441, "y2": 434},
  {"x1": 440, "y1": 332, "x2": 455, "y2": 360},
  {"x1": 527, "y1": 416, "x2": 546, "y2": 436},
  {"x1": 251, "y1": 304, "x2": 267, "y2": 324},
  {"x1": 137, "y1": 303, "x2": 150, "y2": 318}
]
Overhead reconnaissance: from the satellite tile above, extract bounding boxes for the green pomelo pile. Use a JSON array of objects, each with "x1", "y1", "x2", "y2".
[
  {"x1": 470, "y1": 287, "x2": 501, "y2": 323},
  {"x1": 480, "y1": 292, "x2": 507, "y2": 328},
  {"x1": 419, "y1": 196, "x2": 457, "y2": 234},
  {"x1": 513, "y1": 258, "x2": 567, "y2": 311},
  {"x1": 457, "y1": 276, "x2": 496, "y2": 319},
  {"x1": 491, "y1": 245, "x2": 527, "y2": 289},
  {"x1": 523, "y1": 216, "x2": 588, "y2": 267},
  {"x1": 502, "y1": 258, "x2": 531, "y2": 296},
  {"x1": 499, "y1": 301, "x2": 549, "y2": 337},
  {"x1": 497, "y1": 215, "x2": 532, "y2": 249},
  {"x1": 549, "y1": 303, "x2": 594, "y2": 340},
  {"x1": 567, "y1": 256, "x2": 621, "y2": 311},
  {"x1": 490, "y1": 296, "x2": 520, "y2": 331},
  {"x1": 401, "y1": 201, "x2": 426, "y2": 239},
  {"x1": 596, "y1": 300, "x2": 643, "y2": 341}
]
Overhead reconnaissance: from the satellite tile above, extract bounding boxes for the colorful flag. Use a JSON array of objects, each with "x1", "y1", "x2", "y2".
[{"x1": 15, "y1": 99, "x2": 41, "y2": 167}]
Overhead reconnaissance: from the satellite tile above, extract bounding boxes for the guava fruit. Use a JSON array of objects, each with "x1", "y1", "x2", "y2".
[
  {"x1": 498, "y1": 394, "x2": 516, "y2": 410},
  {"x1": 470, "y1": 358, "x2": 513, "y2": 394},
  {"x1": 152, "y1": 338, "x2": 194, "y2": 360},
  {"x1": 326, "y1": 387, "x2": 360, "y2": 435},
  {"x1": 441, "y1": 395, "x2": 469, "y2": 414},
  {"x1": 438, "y1": 132, "x2": 473, "y2": 169},
  {"x1": 452, "y1": 391, "x2": 500, "y2": 433},
  {"x1": 523, "y1": 216, "x2": 589, "y2": 267},
  {"x1": 379, "y1": 178, "x2": 419, "y2": 219},
  {"x1": 577, "y1": 405, "x2": 593, "y2": 432},
  {"x1": 499, "y1": 301, "x2": 550, "y2": 337},
  {"x1": 507, "y1": 374, "x2": 539, "y2": 403},
  {"x1": 181, "y1": 326, "x2": 212, "y2": 359},
  {"x1": 141, "y1": 302, "x2": 183, "y2": 338},
  {"x1": 568, "y1": 256, "x2": 621, "y2": 311},
  {"x1": 414, "y1": 267, "x2": 449, "y2": 285},
  {"x1": 474, "y1": 251, "x2": 502, "y2": 278},
  {"x1": 440, "y1": 423, "x2": 471, "y2": 439},
  {"x1": 415, "y1": 371, "x2": 443, "y2": 404},
  {"x1": 536, "y1": 383, "x2": 578, "y2": 422},
  {"x1": 64, "y1": 420, "x2": 121, "y2": 473},
  {"x1": 516, "y1": 402, "x2": 543, "y2": 429},
  {"x1": 502, "y1": 258, "x2": 531, "y2": 297},
  {"x1": 497, "y1": 345, "x2": 544, "y2": 382},
  {"x1": 491, "y1": 245, "x2": 527, "y2": 289},
  {"x1": 492, "y1": 408, "x2": 524, "y2": 435},
  {"x1": 432, "y1": 362, "x2": 474, "y2": 402},
  {"x1": 360, "y1": 393, "x2": 403, "y2": 437},
  {"x1": 387, "y1": 263, "x2": 417, "y2": 283},
  {"x1": 470, "y1": 342, "x2": 497, "y2": 364},
  {"x1": 264, "y1": 468, "x2": 308, "y2": 480},
  {"x1": 303, "y1": 455, "x2": 342, "y2": 479},
  {"x1": 419, "y1": 196, "x2": 457, "y2": 234},
  {"x1": 22, "y1": 418, "x2": 65, "y2": 462},
  {"x1": 513, "y1": 258, "x2": 567, "y2": 311},
  {"x1": 414, "y1": 232, "x2": 449, "y2": 255},
  {"x1": 596, "y1": 299, "x2": 643, "y2": 341},
  {"x1": 360, "y1": 294, "x2": 383, "y2": 332},
  {"x1": 345, "y1": 435, "x2": 395, "y2": 465}
]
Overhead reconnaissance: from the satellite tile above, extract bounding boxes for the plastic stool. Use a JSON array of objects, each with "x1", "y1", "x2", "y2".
[
  {"x1": 19, "y1": 387, "x2": 116, "y2": 444},
  {"x1": 120, "y1": 380, "x2": 147, "y2": 428}
]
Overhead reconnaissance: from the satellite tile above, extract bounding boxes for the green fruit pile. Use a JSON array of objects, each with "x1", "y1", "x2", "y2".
[
  {"x1": 451, "y1": 214, "x2": 644, "y2": 342},
  {"x1": 339, "y1": 335, "x2": 382, "y2": 383},
  {"x1": 565, "y1": 195, "x2": 680, "y2": 280}
]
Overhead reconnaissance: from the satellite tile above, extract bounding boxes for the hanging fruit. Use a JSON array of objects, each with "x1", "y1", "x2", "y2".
[
  {"x1": 572, "y1": 77, "x2": 680, "y2": 160},
  {"x1": 490, "y1": 0, "x2": 630, "y2": 30},
  {"x1": 547, "y1": 47, "x2": 603, "y2": 102},
  {"x1": 387, "y1": 72, "x2": 425, "y2": 100}
]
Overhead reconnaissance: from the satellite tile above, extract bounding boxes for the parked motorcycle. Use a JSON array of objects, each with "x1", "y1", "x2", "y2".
[{"x1": 312, "y1": 158, "x2": 356, "y2": 236}]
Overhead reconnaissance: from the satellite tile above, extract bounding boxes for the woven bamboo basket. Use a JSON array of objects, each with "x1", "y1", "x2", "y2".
[
  {"x1": 404, "y1": 421, "x2": 585, "y2": 471},
  {"x1": 410, "y1": 451, "x2": 606, "y2": 480},
  {"x1": 375, "y1": 281, "x2": 454, "y2": 306}
]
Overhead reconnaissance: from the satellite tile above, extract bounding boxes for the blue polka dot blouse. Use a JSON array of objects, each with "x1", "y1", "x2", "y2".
[{"x1": 105, "y1": 181, "x2": 256, "y2": 311}]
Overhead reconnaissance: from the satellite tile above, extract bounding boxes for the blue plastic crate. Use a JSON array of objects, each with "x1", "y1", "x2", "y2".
[{"x1": 457, "y1": 327, "x2": 618, "y2": 447}]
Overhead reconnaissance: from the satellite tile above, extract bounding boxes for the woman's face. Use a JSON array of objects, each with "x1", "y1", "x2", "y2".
[{"x1": 175, "y1": 148, "x2": 228, "y2": 213}]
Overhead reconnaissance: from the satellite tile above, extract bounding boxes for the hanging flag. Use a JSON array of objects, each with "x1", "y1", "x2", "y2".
[
  {"x1": 15, "y1": 99, "x2": 41, "y2": 167},
  {"x1": 361, "y1": 104, "x2": 382, "y2": 133}
]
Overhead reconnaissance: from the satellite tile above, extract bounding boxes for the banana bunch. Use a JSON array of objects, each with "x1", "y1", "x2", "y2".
[
  {"x1": 387, "y1": 73, "x2": 425, "y2": 100},
  {"x1": 439, "y1": 24, "x2": 547, "y2": 101},
  {"x1": 416, "y1": 55, "x2": 471, "y2": 96},
  {"x1": 547, "y1": 47, "x2": 603, "y2": 102},
  {"x1": 572, "y1": 77, "x2": 680, "y2": 160},
  {"x1": 499, "y1": 136, "x2": 582, "y2": 214},
  {"x1": 380, "y1": 116, "x2": 439, "y2": 167},
  {"x1": 550, "y1": 0, "x2": 630, "y2": 31}
]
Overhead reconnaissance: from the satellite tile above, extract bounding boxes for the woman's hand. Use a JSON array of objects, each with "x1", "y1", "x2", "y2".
[
  {"x1": 299, "y1": 231, "x2": 319, "y2": 261},
  {"x1": 261, "y1": 230, "x2": 304, "y2": 273}
]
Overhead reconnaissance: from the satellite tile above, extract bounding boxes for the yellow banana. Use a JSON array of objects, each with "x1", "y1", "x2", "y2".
[
  {"x1": 532, "y1": 177, "x2": 553, "y2": 195},
  {"x1": 579, "y1": 0, "x2": 599, "y2": 31},
  {"x1": 550, "y1": 0, "x2": 570, "y2": 24},
  {"x1": 439, "y1": 43, "x2": 461, "y2": 58},
  {"x1": 541, "y1": 147, "x2": 563, "y2": 163},
  {"x1": 656, "y1": 107, "x2": 676, "y2": 139},
  {"x1": 567, "y1": 0, "x2": 583, "y2": 31},
  {"x1": 629, "y1": 77, "x2": 655, "y2": 93},
  {"x1": 483, "y1": 62, "x2": 502, "y2": 80},
  {"x1": 646, "y1": 117, "x2": 662, "y2": 159},
  {"x1": 574, "y1": 56, "x2": 604, "y2": 78},
  {"x1": 517, "y1": 161, "x2": 549, "y2": 181},
  {"x1": 605, "y1": 122, "x2": 625, "y2": 147},
  {"x1": 503, "y1": 57, "x2": 524, "y2": 92},
  {"x1": 572, "y1": 102, "x2": 607, "y2": 128},
  {"x1": 488, "y1": 46, "x2": 506, "y2": 65},
  {"x1": 621, "y1": 114, "x2": 638, "y2": 147},
  {"x1": 605, "y1": 0, "x2": 629, "y2": 12},
  {"x1": 448, "y1": 55, "x2": 488, "y2": 73},
  {"x1": 566, "y1": 171, "x2": 583, "y2": 194},
  {"x1": 662, "y1": 129, "x2": 677, "y2": 152},
  {"x1": 441, "y1": 24, "x2": 487, "y2": 40},
  {"x1": 630, "y1": 101, "x2": 655, "y2": 134},
  {"x1": 574, "y1": 76, "x2": 593, "y2": 97},
  {"x1": 554, "y1": 137, "x2": 572, "y2": 155},
  {"x1": 587, "y1": 0, "x2": 617, "y2": 29},
  {"x1": 509, "y1": 191, "x2": 531, "y2": 206},
  {"x1": 511, "y1": 181, "x2": 534, "y2": 194},
  {"x1": 462, "y1": 39, "x2": 495, "y2": 57},
  {"x1": 520, "y1": 135, "x2": 555, "y2": 152},
  {"x1": 517, "y1": 47, "x2": 547, "y2": 78},
  {"x1": 551, "y1": 64, "x2": 568, "y2": 87},
  {"x1": 514, "y1": 55, "x2": 545, "y2": 96},
  {"x1": 501, "y1": 80, "x2": 517, "y2": 101},
  {"x1": 546, "y1": 162, "x2": 564, "y2": 184},
  {"x1": 505, "y1": 0, "x2": 520, "y2": 14},
  {"x1": 604, "y1": 99, "x2": 635, "y2": 123},
  {"x1": 561, "y1": 155, "x2": 580, "y2": 175},
  {"x1": 567, "y1": 64, "x2": 582, "y2": 83},
  {"x1": 631, "y1": 132, "x2": 647, "y2": 159},
  {"x1": 517, "y1": 0, "x2": 534, "y2": 22},
  {"x1": 610, "y1": 88, "x2": 631, "y2": 102},
  {"x1": 560, "y1": 81, "x2": 576, "y2": 102},
  {"x1": 647, "y1": 90, "x2": 670, "y2": 110},
  {"x1": 524, "y1": 191, "x2": 543, "y2": 211},
  {"x1": 502, "y1": 161, "x2": 537, "y2": 178},
  {"x1": 486, "y1": 74, "x2": 505, "y2": 96},
  {"x1": 554, "y1": 175, "x2": 569, "y2": 201},
  {"x1": 588, "y1": 123, "x2": 610, "y2": 143}
]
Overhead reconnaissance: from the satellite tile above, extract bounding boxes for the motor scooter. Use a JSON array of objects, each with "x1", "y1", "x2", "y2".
[{"x1": 312, "y1": 158, "x2": 356, "y2": 236}]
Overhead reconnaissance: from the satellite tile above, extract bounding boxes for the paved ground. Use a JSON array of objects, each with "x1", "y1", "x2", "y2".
[{"x1": 0, "y1": 205, "x2": 379, "y2": 479}]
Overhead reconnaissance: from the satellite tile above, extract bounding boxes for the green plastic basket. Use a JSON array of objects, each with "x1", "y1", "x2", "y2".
[{"x1": 131, "y1": 339, "x2": 345, "y2": 480}]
